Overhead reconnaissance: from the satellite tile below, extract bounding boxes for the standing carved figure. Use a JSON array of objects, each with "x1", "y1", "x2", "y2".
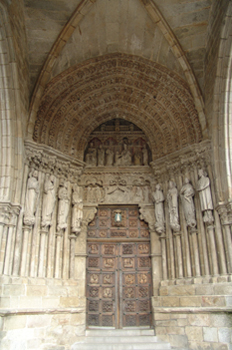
[
  {"x1": 97, "y1": 144, "x2": 105, "y2": 166},
  {"x1": 24, "y1": 170, "x2": 40, "y2": 226},
  {"x1": 152, "y1": 184, "x2": 165, "y2": 234},
  {"x1": 197, "y1": 169, "x2": 214, "y2": 224},
  {"x1": 86, "y1": 142, "x2": 97, "y2": 166},
  {"x1": 41, "y1": 174, "x2": 56, "y2": 229},
  {"x1": 71, "y1": 184, "x2": 83, "y2": 234},
  {"x1": 167, "y1": 180, "x2": 180, "y2": 232},
  {"x1": 180, "y1": 178, "x2": 196, "y2": 229},
  {"x1": 57, "y1": 181, "x2": 70, "y2": 231},
  {"x1": 142, "y1": 146, "x2": 148, "y2": 165},
  {"x1": 106, "y1": 148, "x2": 114, "y2": 166}
]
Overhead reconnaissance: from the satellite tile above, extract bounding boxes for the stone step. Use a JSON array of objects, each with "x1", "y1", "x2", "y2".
[
  {"x1": 72, "y1": 343, "x2": 170, "y2": 350},
  {"x1": 83, "y1": 336, "x2": 160, "y2": 343},
  {"x1": 72, "y1": 328, "x2": 171, "y2": 350},
  {"x1": 86, "y1": 329, "x2": 155, "y2": 337}
]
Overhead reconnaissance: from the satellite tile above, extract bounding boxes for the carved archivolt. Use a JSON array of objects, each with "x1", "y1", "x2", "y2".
[{"x1": 33, "y1": 53, "x2": 202, "y2": 160}]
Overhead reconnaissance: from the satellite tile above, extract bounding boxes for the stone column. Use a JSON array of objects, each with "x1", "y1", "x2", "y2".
[
  {"x1": 38, "y1": 228, "x2": 48, "y2": 277},
  {"x1": 0, "y1": 206, "x2": 11, "y2": 273},
  {"x1": 206, "y1": 223, "x2": 219, "y2": 276},
  {"x1": 20, "y1": 225, "x2": 32, "y2": 276},
  {"x1": 3, "y1": 223, "x2": 15, "y2": 275},
  {"x1": 159, "y1": 234, "x2": 167, "y2": 280},
  {"x1": 174, "y1": 232, "x2": 183, "y2": 279},
  {"x1": 69, "y1": 233, "x2": 78, "y2": 279},
  {"x1": 55, "y1": 229, "x2": 63, "y2": 279},
  {"x1": 217, "y1": 204, "x2": 232, "y2": 274},
  {"x1": 189, "y1": 228, "x2": 201, "y2": 277}
]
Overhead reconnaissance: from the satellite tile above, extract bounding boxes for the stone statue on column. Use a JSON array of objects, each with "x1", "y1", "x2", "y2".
[
  {"x1": 180, "y1": 178, "x2": 197, "y2": 229},
  {"x1": 41, "y1": 174, "x2": 56, "y2": 230},
  {"x1": 57, "y1": 180, "x2": 70, "y2": 231},
  {"x1": 71, "y1": 184, "x2": 83, "y2": 234},
  {"x1": 152, "y1": 184, "x2": 165, "y2": 234},
  {"x1": 24, "y1": 170, "x2": 40, "y2": 226},
  {"x1": 197, "y1": 169, "x2": 214, "y2": 224},
  {"x1": 167, "y1": 180, "x2": 180, "y2": 232}
]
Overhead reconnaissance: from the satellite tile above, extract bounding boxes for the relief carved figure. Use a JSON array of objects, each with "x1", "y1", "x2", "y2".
[
  {"x1": 105, "y1": 148, "x2": 114, "y2": 166},
  {"x1": 142, "y1": 145, "x2": 148, "y2": 165},
  {"x1": 86, "y1": 142, "x2": 97, "y2": 166},
  {"x1": 71, "y1": 184, "x2": 83, "y2": 234},
  {"x1": 152, "y1": 184, "x2": 165, "y2": 234},
  {"x1": 116, "y1": 138, "x2": 132, "y2": 166},
  {"x1": 197, "y1": 169, "x2": 214, "y2": 224},
  {"x1": 57, "y1": 181, "x2": 70, "y2": 231},
  {"x1": 24, "y1": 170, "x2": 40, "y2": 226},
  {"x1": 180, "y1": 178, "x2": 197, "y2": 229},
  {"x1": 97, "y1": 144, "x2": 105, "y2": 166},
  {"x1": 167, "y1": 180, "x2": 180, "y2": 232},
  {"x1": 41, "y1": 174, "x2": 56, "y2": 230}
]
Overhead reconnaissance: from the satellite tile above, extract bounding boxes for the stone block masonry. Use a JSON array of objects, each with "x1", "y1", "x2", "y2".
[
  {"x1": 0, "y1": 276, "x2": 85, "y2": 350},
  {"x1": 153, "y1": 282, "x2": 232, "y2": 350}
]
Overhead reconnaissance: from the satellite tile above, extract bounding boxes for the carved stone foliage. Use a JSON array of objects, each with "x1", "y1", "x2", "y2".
[
  {"x1": 84, "y1": 119, "x2": 151, "y2": 166},
  {"x1": 33, "y1": 53, "x2": 202, "y2": 160},
  {"x1": 150, "y1": 140, "x2": 211, "y2": 183},
  {"x1": 25, "y1": 141, "x2": 84, "y2": 182}
]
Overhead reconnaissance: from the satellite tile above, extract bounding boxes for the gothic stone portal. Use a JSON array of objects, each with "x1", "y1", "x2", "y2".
[{"x1": 86, "y1": 206, "x2": 152, "y2": 329}]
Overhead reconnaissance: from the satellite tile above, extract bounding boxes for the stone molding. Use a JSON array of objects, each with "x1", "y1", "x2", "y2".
[{"x1": 32, "y1": 53, "x2": 202, "y2": 161}]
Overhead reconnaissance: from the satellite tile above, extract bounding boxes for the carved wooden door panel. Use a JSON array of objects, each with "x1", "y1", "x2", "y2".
[{"x1": 86, "y1": 207, "x2": 152, "y2": 329}]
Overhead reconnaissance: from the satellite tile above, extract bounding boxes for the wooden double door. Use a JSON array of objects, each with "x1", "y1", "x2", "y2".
[{"x1": 86, "y1": 206, "x2": 152, "y2": 329}]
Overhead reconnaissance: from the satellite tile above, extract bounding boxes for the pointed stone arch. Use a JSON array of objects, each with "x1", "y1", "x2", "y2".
[
  {"x1": 0, "y1": 2, "x2": 23, "y2": 204},
  {"x1": 211, "y1": 2, "x2": 232, "y2": 203}
]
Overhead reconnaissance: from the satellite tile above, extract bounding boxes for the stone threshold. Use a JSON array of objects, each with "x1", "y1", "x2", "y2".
[{"x1": 0, "y1": 307, "x2": 84, "y2": 316}]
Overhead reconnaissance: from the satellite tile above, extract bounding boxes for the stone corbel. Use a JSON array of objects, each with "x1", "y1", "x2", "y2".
[
  {"x1": 82, "y1": 206, "x2": 97, "y2": 230},
  {"x1": 139, "y1": 205, "x2": 156, "y2": 232}
]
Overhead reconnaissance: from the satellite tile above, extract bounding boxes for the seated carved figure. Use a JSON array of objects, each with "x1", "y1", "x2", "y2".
[{"x1": 115, "y1": 139, "x2": 132, "y2": 166}]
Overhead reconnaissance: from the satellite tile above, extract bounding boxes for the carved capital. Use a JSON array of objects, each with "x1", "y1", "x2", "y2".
[
  {"x1": 216, "y1": 203, "x2": 229, "y2": 225},
  {"x1": 0, "y1": 203, "x2": 20, "y2": 226}
]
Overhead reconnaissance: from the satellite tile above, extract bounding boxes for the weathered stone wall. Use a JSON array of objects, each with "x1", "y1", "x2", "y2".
[
  {"x1": 153, "y1": 282, "x2": 232, "y2": 350},
  {"x1": 0, "y1": 276, "x2": 85, "y2": 350}
]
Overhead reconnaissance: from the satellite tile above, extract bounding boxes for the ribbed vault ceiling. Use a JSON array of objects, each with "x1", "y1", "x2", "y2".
[{"x1": 34, "y1": 53, "x2": 202, "y2": 161}]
